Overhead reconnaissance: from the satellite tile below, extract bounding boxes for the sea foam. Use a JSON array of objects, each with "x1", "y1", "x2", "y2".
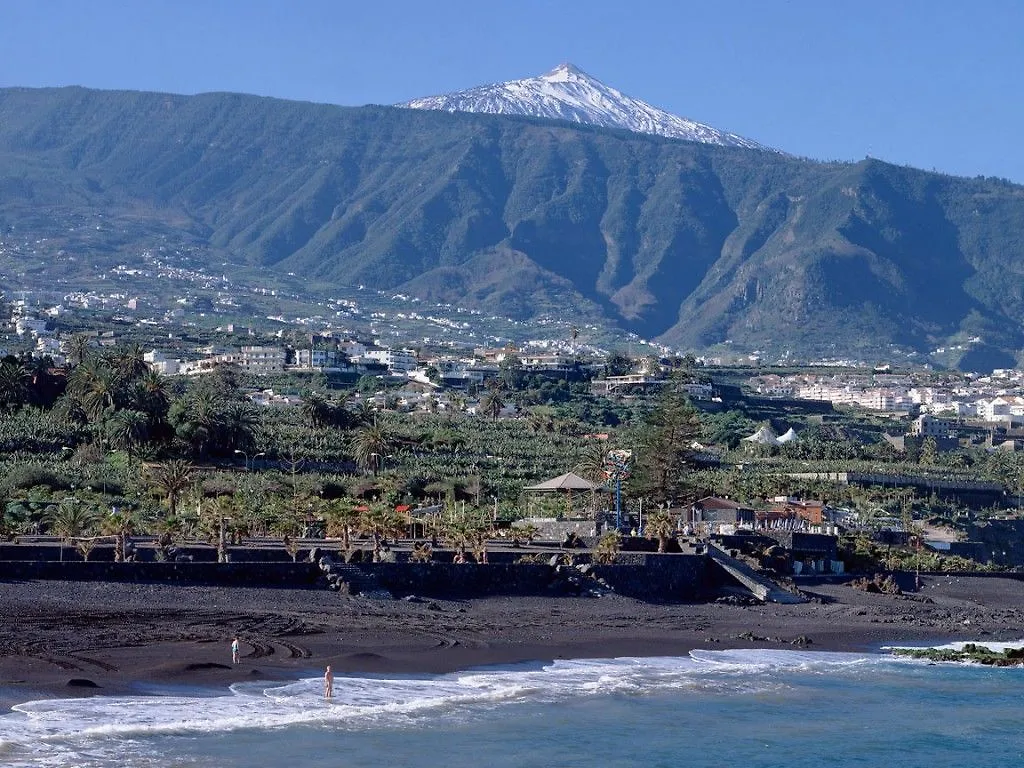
[{"x1": 0, "y1": 649, "x2": 890, "y2": 767}]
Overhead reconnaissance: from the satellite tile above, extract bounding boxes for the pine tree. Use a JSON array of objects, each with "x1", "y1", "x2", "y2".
[{"x1": 631, "y1": 386, "x2": 702, "y2": 505}]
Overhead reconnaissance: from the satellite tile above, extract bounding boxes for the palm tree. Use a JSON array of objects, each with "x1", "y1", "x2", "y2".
[
  {"x1": 176, "y1": 387, "x2": 223, "y2": 457},
  {"x1": 479, "y1": 389, "x2": 505, "y2": 421},
  {"x1": 442, "y1": 509, "x2": 490, "y2": 563},
  {"x1": 131, "y1": 370, "x2": 171, "y2": 426},
  {"x1": 351, "y1": 422, "x2": 393, "y2": 475},
  {"x1": 510, "y1": 521, "x2": 540, "y2": 546},
  {"x1": 325, "y1": 498, "x2": 361, "y2": 550},
  {"x1": 593, "y1": 531, "x2": 621, "y2": 565},
  {"x1": 46, "y1": 499, "x2": 99, "y2": 541},
  {"x1": 68, "y1": 357, "x2": 117, "y2": 424},
  {"x1": 352, "y1": 399, "x2": 376, "y2": 427},
  {"x1": 269, "y1": 496, "x2": 303, "y2": 540},
  {"x1": 221, "y1": 401, "x2": 258, "y2": 454},
  {"x1": 644, "y1": 511, "x2": 677, "y2": 553},
  {"x1": 107, "y1": 409, "x2": 149, "y2": 456},
  {"x1": 146, "y1": 460, "x2": 194, "y2": 518},
  {"x1": 359, "y1": 502, "x2": 406, "y2": 560},
  {"x1": 102, "y1": 508, "x2": 138, "y2": 563},
  {"x1": 574, "y1": 440, "x2": 610, "y2": 484},
  {"x1": 208, "y1": 494, "x2": 239, "y2": 560},
  {"x1": 0, "y1": 360, "x2": 31, "y2": 410},
  {"x1": 65, "y1": 333, "x2": 93, "y2": 368},
  {"x1": 302, "y1": 391, "x2": 333, "y2": 428},
  {"x1": 111, "y1": 343, "x2": 148, "y2": 386},
  {"x1": 410, "y1": 541, "x2": 433, "y2": 562}
]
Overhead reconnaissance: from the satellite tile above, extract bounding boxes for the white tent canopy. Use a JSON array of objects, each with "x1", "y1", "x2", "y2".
[
  {"x1": 742, "y1": 425, "x2": 779, "y2": 445},
  {"x1": 776, "y1": 428, "x2": 799, "y2": 444},
  {"x1": 742, "y1": 425, "x2": 797, "y2": 446}
]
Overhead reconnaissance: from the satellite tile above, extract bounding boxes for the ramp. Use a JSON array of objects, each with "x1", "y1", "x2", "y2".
[{"x1": 707, "y1": 543, "x2": 806, "y2": 604}]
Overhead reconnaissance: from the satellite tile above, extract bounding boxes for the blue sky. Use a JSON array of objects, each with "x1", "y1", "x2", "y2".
[{"x1": 2, "y1": 0, "x2": 1022, "y2": 180}]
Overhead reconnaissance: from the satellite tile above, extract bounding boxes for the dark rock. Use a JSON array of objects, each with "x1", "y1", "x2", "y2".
[{"x1": 67, "y1": 678, "x2": 100, "y2": 688}]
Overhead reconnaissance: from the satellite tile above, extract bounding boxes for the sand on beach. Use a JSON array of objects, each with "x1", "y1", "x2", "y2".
[{"x1": 0, "y1": 574, "x2": 1021, "y2": 706}]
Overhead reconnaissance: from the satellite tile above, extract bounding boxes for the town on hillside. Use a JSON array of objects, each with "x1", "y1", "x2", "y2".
[{"x1": 0, "y1": 283, "x2": 1023, "y2": 601}]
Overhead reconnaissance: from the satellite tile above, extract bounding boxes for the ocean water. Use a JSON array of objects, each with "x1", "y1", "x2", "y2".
[{"x1": 2, "y1": 643, "x2": 1024, "y2": 768}]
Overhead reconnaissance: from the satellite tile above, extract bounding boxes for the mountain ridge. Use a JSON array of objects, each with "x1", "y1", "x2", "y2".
[
  {"x1": 0, "y1": 85, "x2": 1022, "y2": 368},
  {"x1": 400, "y1": 63, "x2": 768, "y2": 151}
]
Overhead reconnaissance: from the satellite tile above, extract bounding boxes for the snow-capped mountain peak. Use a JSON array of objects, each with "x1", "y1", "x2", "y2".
[{"x1": 399, "y1": 63, "x2": 767, "y2": 151}]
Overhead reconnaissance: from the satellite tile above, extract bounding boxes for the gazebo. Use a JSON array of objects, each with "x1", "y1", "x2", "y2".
[{"x1": 523, "y1": 472, "x2": 600, "y2": 517}]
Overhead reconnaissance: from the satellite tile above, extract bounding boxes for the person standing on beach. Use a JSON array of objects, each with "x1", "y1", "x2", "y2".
[
  {"x1": 231, "y1": 637, "x2": 240, "y2": 664},
  {"x1": 324, "y1": 665, "x2": 334, "y2": 699}
]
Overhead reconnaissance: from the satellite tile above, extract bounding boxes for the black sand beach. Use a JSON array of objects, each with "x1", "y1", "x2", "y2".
[{"x1": 1, "y1": 575, "x2": 1022, "y2": 707}]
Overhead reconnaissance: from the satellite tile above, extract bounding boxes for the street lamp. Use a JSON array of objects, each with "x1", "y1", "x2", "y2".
[
  {"x1": 604, "y1": 449, "x2": 632, "y2": 533},
  {"x1": 234, "y1": 450, "x2": 265, "y2": 471},
  {"x1": 369, "y1": 453, "x2": 393, "y2": 475}
]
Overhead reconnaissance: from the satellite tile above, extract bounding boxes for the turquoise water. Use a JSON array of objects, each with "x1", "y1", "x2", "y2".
[{"x1": 3, "y1": 645, "x2": 1024, "y2": 767}]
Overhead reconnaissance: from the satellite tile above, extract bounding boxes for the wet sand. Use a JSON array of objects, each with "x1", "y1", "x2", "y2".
[{"x1": 1, "y1": 574, "x2": 1022, "y2": 708}]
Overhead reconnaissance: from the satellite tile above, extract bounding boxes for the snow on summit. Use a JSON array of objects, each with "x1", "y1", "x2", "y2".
[{"x1": 399, "y1": 63, "x2": 767, "y2": 150}]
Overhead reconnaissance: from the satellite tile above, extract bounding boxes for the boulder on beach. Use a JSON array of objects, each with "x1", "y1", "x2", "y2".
[{"x1": 67, "y1": 678, "x2": 100, "y2": 688}]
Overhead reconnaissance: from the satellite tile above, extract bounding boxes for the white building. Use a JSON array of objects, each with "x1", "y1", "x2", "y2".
[
  {"x1": 238, "y1": 346, "x2": 286, "y2": 375},
  {"x1": 15, "y1": 317, "x2": 48, "y2": 336},
  {"x1": 362, "y1": 348, "x2": 418, "y2": 373},
  {"x1": 144, "y1": 349, "x2": 181, "y2": 376},
  {"x1": 338, "y1": 340, "x2": 368, "y2": 359},
  {"x1": 35, "y1": 336, "x2": 62, "y2": 356},
  {"x1": 910, "y1": 414, "x2": 958, "y2": 438},
  {"x1": 294, "y1": 348, "x2": 351, "y2": 371}
]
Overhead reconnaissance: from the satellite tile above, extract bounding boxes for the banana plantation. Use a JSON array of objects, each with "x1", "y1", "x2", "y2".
[{"x1": 0, "y1": 345, "x2": 1022, "y2": 562}]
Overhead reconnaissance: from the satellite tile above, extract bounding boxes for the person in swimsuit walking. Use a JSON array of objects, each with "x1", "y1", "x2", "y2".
[{"x1": 231, "y1": 637, "x2": 240, "y2": 664}]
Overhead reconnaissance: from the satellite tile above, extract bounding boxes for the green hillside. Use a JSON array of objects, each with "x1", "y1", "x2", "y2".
[{"x1": 1, "y1": 86, "x2": 1022, "y2": 366}]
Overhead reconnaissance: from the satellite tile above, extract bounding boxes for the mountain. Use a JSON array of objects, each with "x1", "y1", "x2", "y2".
[
  {"x1": 400, "y1": 63, "x2": 767, "y2": 151},
  {"x1": 0, "y1": 86, "x2": 1022, "y2": 368}
]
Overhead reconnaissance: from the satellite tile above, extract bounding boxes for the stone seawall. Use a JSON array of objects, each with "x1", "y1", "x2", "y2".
[
  {"x1": 369, "y1": 562, "x2": 555, "y2": 597},
  {"x1": 593, "y1": 555, "x2": 715, "y2": 600},
  {"x1": 368, "y1": 554, "x2": 712, "y2": 601},
  {"x1": 0, "y1": 560, "x2": 321, "y2": 586},
  {"x1": 0, "y1": 553, "x2": 713, "y2": 602}
]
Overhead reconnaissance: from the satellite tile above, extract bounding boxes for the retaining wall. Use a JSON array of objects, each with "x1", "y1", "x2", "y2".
[
  {"x1": 369, "y1": 553, "x2": 712, "y2": 601},
  {"x1": 0, "y1": 560, "x2": 321, "y2": 586},
  {"x1": 0, "y1": 550, "x2": 713, "y2": 602},
  {"x1": 593, "y1": 554, "x2": 714, "y2": 600}
]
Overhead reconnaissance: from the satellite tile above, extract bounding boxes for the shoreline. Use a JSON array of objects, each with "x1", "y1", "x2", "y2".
[{"x1": 2, "y1": 574, "x2": 1022, "y2": 709}]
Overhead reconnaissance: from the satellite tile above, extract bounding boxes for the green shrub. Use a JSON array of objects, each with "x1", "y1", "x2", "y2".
[{"x1": 1, "y1": 464, "x2": 72, "y2": 493}]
